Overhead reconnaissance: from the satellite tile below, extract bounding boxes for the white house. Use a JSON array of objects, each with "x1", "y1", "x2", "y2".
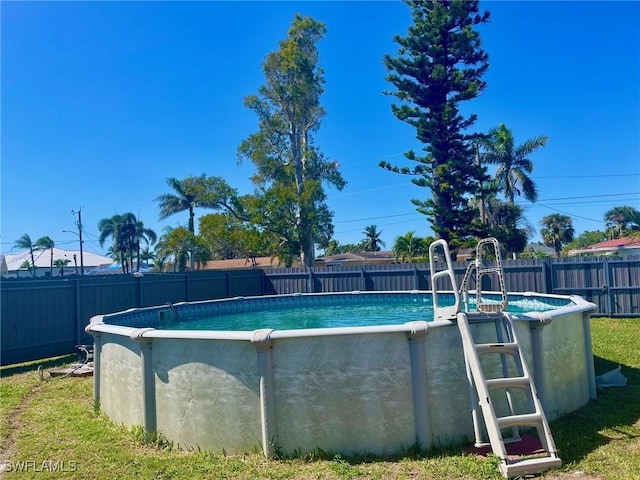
[{"x1": 1, "y1": 247, "x2": 114, "y2": 277}]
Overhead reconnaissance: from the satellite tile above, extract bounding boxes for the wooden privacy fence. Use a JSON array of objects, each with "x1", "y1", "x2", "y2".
[{"x1": 1, "y1": 257, "x2": 638, "y2": 365}]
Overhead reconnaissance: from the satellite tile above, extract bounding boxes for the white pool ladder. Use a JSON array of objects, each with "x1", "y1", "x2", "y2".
[
  {"x1": 429, "y1": 238, "x2": 561, "y2": 478},
  {"x1": 460, "y1": 237, "x2": 508, "y2": 313}
]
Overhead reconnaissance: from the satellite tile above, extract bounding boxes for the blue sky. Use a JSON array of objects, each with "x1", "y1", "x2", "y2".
[{"x1": 2, "y1": 1, "x2": 639, "y2": 257}]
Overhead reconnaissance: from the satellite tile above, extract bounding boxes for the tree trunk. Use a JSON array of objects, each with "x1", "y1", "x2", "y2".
[{"x1": 30, "y1": 248, "x2": 36, "y2": 277}]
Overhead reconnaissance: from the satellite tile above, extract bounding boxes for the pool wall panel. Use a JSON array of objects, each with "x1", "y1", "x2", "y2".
[
  {"x1": 421, "y1": 324, "x2": 473, "y2": 446},
  {"x1": 153, "y1": 338, "x2": 262, "y2": 452},
  {"x1": 99, "y1": 333, "x2": 144, "y2": 428},
  {"x1": 272, "y1": 333, "x2": 415, "y2": 455},
  {"x1": 541, "y1": 312, "x2": 590, "y2": 419}
]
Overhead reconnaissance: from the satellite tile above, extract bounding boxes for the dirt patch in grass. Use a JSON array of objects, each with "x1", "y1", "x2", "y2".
[{"x1": 0, "y1": 378, "x2": 44, "y2": 477}]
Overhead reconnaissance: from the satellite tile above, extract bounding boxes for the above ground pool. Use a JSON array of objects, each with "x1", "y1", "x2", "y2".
[{"x1": 86, "y1": 290, "x2": 597, "y2": 458}]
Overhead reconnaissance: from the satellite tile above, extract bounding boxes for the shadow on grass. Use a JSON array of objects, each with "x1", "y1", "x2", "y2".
[
  {"x1": 549, "y1": 355, "x2": 639, "y2": 466},
  {"x1": 0, "y1": 354, "x2": 77, "y2": 378}
]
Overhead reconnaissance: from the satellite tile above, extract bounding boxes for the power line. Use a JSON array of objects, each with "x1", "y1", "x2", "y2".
[
  {"x1": 334, "y1": 212, "x2": 419, "y2": 225},
  {"x1": 336, "y1": 216, "x2": 425, "y2": 236},
  {"x1": 533, "y1": 173, "x2": 640, "y2": 179},
  {"x1": 529, "y1": 198, "x2": 639, "y2": 207},
  {"x1": 534, "y1": 203, "x2": 604, "y2": 223},
  {"x1": 525, "y1": 192, "x2": 639, "y2": 203}
]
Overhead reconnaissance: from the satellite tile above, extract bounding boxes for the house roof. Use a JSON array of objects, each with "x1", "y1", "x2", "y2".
[
  {"x1": 200, "y1": 257, "x2": 297, "y2": 270},
  {"x1": 583, "y1": 237, "x2": 640, "y2": 250},
  {"x1": 2, "y1": 247, "x2": 114, "y2": 271},
  {"x1": 568, "y1": 236, "x2": 640, "y2": 257},
  {"x1": 316, "y1": 251, "x2": 396, "y2": 265}
]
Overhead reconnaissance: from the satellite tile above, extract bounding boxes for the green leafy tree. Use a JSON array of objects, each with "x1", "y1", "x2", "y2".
[
  {"x1": 481, "y1": 123, "x2": 547, "y2": 204},
  {"x1": 604, "y1": 206, "x2": 640, "y2": 239},
  {"x1": 238, "y1": 14, "x2": 346, "y2": 268},
  {"x1": 362, "y1": 225, "x2": 386, "y2": 252},
  {"x1": 198, "y1": 213, "x2": 273, "y2": 265},
  {"x1": 35, "y1": 236, "x2": 55, "y2": 277},
  {"x1": 482, "y1": 198, "x2": 529, "y2": 258},
  {"x1": 199, "y1": 213, "x2": 244, "y2": 260},
  {"x1": 540, "y1": 214, "x2": 575, "y2": 258},
  {"x1": 13, "y1": 234, "x2": 37, "y2": 277},
  {"x1": 382, "y1": 0, "x2": 490, "y2": 254}
]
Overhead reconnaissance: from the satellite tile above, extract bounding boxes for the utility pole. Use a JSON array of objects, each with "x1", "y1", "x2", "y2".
[{"x1": 72, "y1": 208, "x2": 85, "y2": 275}]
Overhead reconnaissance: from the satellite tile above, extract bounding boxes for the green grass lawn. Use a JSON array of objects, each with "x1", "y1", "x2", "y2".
[{"x1": 1, "y1": 317, "x2": 638, "y2": 479}]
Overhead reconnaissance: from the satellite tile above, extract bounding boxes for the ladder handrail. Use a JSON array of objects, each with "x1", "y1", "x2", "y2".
[
  {"x1": 428, "y1": 239, "x2": 460, "y2": 320},
  {"x1": 459, "y1": 237, "x2": 508, "y2": 313}
]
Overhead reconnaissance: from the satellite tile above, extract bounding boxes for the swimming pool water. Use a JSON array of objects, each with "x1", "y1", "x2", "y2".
[{"x1": 157, "y1": 294, "x2": 571, "y2": 331}]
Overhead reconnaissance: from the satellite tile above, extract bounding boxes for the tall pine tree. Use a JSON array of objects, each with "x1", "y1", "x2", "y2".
[{"x1": 382, "y1": 0, "x2": 490, "y2": 254}]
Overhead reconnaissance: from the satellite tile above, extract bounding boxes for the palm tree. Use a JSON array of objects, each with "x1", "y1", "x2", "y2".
[
  {"x1": 604, "y1": 206, "x2": 640, "y2": 239},
  {"x1": 13, "y1": 234, "x2": 37, "y2": 277},
  {"x1": 155, "y1": 177, "x2": 200, "y2": 234},
  {"x1": 130, "y1": 219, "x2": 157, "y2": 271},
  {"x1": 18, "y1": 260, "x2": 34, "y2": 278},
  {"x1": 139, "y1": 247, "x2": 155, "y2": 269},
  {"x1": 53, "y1": 258, "x2": 70, "y2": 276},
  {"x1": 154, "y1": 227, "x2": 195, "y2": 272},
  {"x1": 540, "y1": 214, "x2": 575, "y2": 258},
  {"x1": 481, "y1": 123, "x2": 548, "y2": 204},
  {"x1": 35, "y1": 236, "x2": 55, "y2": 277},
  {"x1": 98, "y1": 213, "x2": 136, "y2": 273},
  {"x1": 362, "y1": 225, "x2": 386, "y2": 252},
  {"x1": 392, "y1": 231, "x2": 427, "y2": 263}
]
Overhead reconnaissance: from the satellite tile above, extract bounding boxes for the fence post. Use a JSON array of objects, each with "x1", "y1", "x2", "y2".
[
  {"x1": 74, "y1": 278, "x2": 82, "y2": 346},
  {"x1": 308, "y1": 268, "x2": 314, "y2": 293},
  {"x1": 137, "y1": 275, "x2": 144, "y2": 307},
  {"x1": 546, "y1": 259, "x2": 554, "y2": 294},
  {"x1": 360, "y1": 267, "x2": 366, "y2": 291},
  {"x1": 603, "y1": 258, "x2": 613, "y2": 316},
  {"x1": 540, "y1": 260, "x2": 548, "y2": 294},
  {"x1": 185, "y1": 273, "x2": 190, "y2": 301},
  {"x1": 413, "y1": 265, "x2": 419, "y2": 290}
]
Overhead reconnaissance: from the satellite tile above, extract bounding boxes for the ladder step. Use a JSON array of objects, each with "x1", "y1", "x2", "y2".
[
  {"x1": 475, "y1": 342, "x2": 519, "y2": 355},
  {"x1": 486, "y1": 376, "x2": 531, "y2": 390},
  {"x1": 497, "y1": 413, "x2": 543, "y2": 430},
  {"x1": 500, "y1": 456, "x2": 562, "y2": 478},
  {"x1": 478, "y1": 265, "x2": 501, "y2": 271}
]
